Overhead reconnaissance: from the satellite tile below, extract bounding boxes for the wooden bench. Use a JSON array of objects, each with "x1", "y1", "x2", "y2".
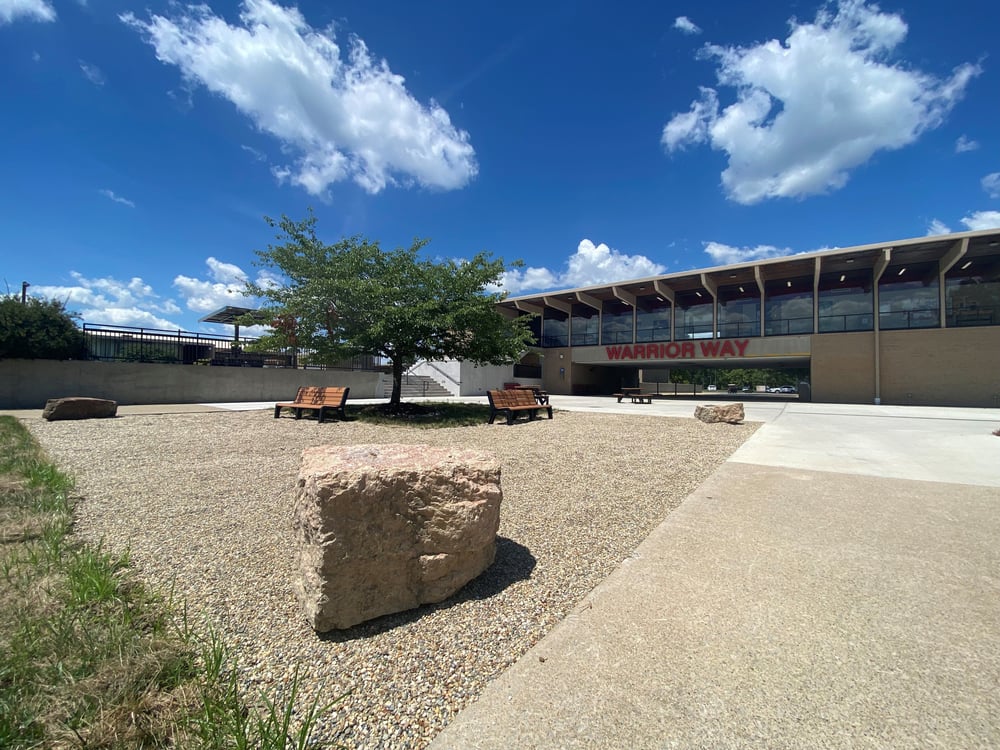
[
  {"x1": 487, "y1": 388, "x2": 553, "y2": 425},
  {"x1": 273, "y1": 386, "x2": 350, "y2": 423}
]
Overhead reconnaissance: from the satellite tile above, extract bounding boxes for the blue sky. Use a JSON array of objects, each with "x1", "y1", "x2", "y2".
[{"x1": 3, "y1": 0, "x2": 999, "y2": 335}]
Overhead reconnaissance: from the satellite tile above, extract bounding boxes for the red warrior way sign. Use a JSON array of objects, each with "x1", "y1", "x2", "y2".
[{"x1": 605, "y1": 339, "x2": 749, "y2": 361}]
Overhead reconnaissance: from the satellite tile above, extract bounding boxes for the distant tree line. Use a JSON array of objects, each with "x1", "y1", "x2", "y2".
[{"x1": 657, "y1": 367, "x2": 808, "y2": 388}]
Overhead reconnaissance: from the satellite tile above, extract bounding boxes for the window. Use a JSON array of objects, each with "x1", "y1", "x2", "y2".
[
  {"x1": 717, "y1": 283, "x2": 760, "y2": 338},
  {"x1": 674, "y1": 290, "x2": 713, "y2": 339},
  {"x1": 570, "y1": 303, "x2": 599, "y2": 346},
  {"x1": 541, "y1": 308, "x2": 568, "y2": 347},
  {"x1": 765, "y1": 277, "x2": 813, "y2": 335},
  {"x1": 945, "y1": 254, "x2": 1000, "y2": 327},
  {"x1": 635, "y1": 295, "x2": 671, "y2": 342},
  {"x1": 520, "y1": 311, "x2": 541, "y2": 346},
  {"x1": 878, "y1": 262, "x2": 939, "y2": 330},
  {"x1": 602, "y1": 299, "x2": 634, "y2": 344},
  {"x1": 818, "y1": 269, "x2": 873, "y2": 332}
]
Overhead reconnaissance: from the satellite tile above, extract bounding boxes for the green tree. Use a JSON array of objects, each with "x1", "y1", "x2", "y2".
[
  {"x1": 0, "y1": 296, "x2": 86, "y2": 360},
  {"x1": 245, "y1": 213, "x2": 535, "y2": 407}
]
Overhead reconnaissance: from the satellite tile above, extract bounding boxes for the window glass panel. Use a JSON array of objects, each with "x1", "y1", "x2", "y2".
[
  {"x1": 879, "y1": 262, "x2": 939, "y2": 330},
  {"x1": 635, "y1": 295, "x2": 670, "y2": 342},
  {"x1": 541, "y1": 308, "x2": 568, "y2": 347},
  {"x1": 602, "y1": 299, "x2": 634, "y2": 344},
  {"x1": 519, "y1": 311, "x2": 541, "y2": 346},
  {"x1": 946, "y1": 254, "x2": 1000, "y2": 327},
  {"x1": 818, "y1": 269, "x2": 874, "y2": 332},
  {"x1": 717, "y1": 283, "x2": 760, "y2": 338},
  {"x1": 571, "y1": 303, "x2": 599, "y2": 346},
  {"x1": 764, "y1": 277, "x2": 814, "y2": 335},
  {"x1": 675, "y1": 290, "x2": 713, "y2": 339}
]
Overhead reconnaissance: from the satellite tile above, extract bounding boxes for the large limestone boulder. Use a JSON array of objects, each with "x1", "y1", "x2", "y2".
[
  {"x1": 694, "y1": 402, "x2": 745, "y2": 424},
  {"x1": 42, "y1": 397, "x2": 117, "y2": 421},
  {"x1": 294, "y1": 443, "x2": 502, "y2": 631}
]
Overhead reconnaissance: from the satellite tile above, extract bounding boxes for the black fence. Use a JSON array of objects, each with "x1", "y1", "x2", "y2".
[{"x1": 82, "y1": 323, "x2": 385, "y2": 371}]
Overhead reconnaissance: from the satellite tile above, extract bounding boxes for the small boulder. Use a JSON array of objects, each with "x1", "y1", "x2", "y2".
[
  {"x1": 694, "y1": 403, "x2": 744, "y2": 424},
  {"x1": 42, "y1": 397, "x2": 117, "y2": 421},
  {"x1": 294, "y1": 443, "x2": 502, "y2": 631}
]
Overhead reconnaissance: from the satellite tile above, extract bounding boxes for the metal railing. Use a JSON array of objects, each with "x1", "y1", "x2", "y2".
[{"x1": 81, "y1": 323, "x2": 385, "y2": 370}]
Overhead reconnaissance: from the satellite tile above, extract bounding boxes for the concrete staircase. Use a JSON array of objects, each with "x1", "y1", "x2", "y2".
[{"x1": 382, "y1": 374, "x2": 453, "y2": 399}]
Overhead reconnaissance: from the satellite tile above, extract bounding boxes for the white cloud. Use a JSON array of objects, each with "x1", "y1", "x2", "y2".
[
  {"x1": 981, "y1": 172, "x2": 1000, "y2": 199},
  {"x1": 662, "y1": 1, "x2": 981, "y2": 204},
  {"x1": 122, "y1": 0, "x2": 477, "y2": 197},
  {"x1": 926, "y1": 219, "x2": 951, "y2": 236},
  {"x1": 499, "y1": 239, "x2": 665, "y2": 295},
  {"x1": 673, "y1": 16, "x2": 701, "y2": 35},
  {"x1": 31, "y1": 272, "x2": 183, "y2": 329},
  {"x1": 960, "y1": 211, "x2": 1000, "y2": 231},
  {"x1": 241, "y1": 144, "x2": 267, "y2": 162},
  {"x1": 79, "y1": 60, "x2": 106, "y2": 86},
  {"x1": 99, "y1": 188, "x2": 135, "y2": 208},
  {"x1": 0, "y1": 0, "x2": 55, "y2": 24},
  {"x1": 955, "y1": 135, "x2": 979, "y2": 153},
  {"x1": 172, "y1": 256, "x2": 279, "y2": 315},
  {"x1": 702, "y1": 242, "x2": 793, "y2": 265}
]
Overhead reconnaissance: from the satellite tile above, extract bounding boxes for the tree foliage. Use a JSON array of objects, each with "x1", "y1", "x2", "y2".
[
  {"x1": 245, "y1": 213, "x2": 535, "y2": 406},
  {"x1": 0, "y1": 296, "x2": 86, "y2": 360}
]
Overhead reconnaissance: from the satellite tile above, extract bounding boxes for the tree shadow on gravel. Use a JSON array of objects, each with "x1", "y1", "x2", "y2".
[{"x1": 318, "y1": 536, "x2": 536, "y2": 642}]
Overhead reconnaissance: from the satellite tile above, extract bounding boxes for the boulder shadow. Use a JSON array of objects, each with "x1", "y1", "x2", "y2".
[{"x1": 318, "y1": 536, "x2": 536, "y2": 642}]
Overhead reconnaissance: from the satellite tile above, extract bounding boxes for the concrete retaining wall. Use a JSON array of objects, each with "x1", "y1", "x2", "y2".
[{"x1": 0, "y1": 359, "x2": 387, "y2": 409}]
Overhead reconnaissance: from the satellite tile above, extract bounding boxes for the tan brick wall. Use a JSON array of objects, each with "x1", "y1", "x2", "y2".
[
  {"x1": 811, "y1": 332, "x2": 876, "y2": 404},
  {"x1": 810, "y1": 327, "x2": 1000, "y2": 406},
  {"x1": 541, "y1": 348, "x2": 572, "y2": 395},
  {"x1": 880, "y1": 327, "x2": 1000, "y2": 407}
]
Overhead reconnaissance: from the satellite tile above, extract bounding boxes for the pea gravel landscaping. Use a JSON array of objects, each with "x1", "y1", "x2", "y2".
[{"x1": 28, "y1": 408, "x2": 758, "y2": 749}]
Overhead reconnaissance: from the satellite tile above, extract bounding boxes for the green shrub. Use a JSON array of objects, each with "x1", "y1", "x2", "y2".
[{"x1": 0, "y1": 296, "x2": 86, "y2": 360}]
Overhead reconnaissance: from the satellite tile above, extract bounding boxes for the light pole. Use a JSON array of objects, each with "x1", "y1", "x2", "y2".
[{"x1": 21, "y1": 281, "x2": 29, "y2": 304}]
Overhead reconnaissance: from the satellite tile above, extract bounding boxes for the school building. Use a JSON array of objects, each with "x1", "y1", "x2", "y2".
[{"x1": 497, "y1": 229, "x2": 1000, "y2": 407}]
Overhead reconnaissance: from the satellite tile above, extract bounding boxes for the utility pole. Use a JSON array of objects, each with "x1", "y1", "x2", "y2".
[{"x1": 21, "y1": 281, "x2": 29, "y2": 304}]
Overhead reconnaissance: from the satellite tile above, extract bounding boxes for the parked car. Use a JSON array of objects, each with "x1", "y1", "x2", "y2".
[{"x1": 775, "y1": 385, "x2": 797, "y2": 394}]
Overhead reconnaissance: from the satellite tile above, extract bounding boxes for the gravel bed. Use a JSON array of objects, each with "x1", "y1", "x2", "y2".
[{"x1": 28, "y1": 408, "x2": 757, "y2": 748}]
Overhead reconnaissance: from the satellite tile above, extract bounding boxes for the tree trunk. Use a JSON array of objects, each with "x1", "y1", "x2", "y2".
[{"x1": 390, "y1": 358, "x2": 403, "y2": 406}]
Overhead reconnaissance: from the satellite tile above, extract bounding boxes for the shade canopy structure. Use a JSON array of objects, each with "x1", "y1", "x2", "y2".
[{"x1": 199, "y1": 306, "x2": 268, "y2": 339}]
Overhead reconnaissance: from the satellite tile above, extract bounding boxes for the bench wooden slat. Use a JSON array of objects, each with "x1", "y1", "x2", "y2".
[
  {"x1": 274, "y1": 386, "x2": 350, "y2": 423},
  {"x1": 487, "y1": 389, "x2": 553, "y2": 425}
]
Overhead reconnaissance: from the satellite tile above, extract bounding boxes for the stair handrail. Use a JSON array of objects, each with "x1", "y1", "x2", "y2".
[{"x1": 404, "y1": 360, "x2": 460, "y2": 391}]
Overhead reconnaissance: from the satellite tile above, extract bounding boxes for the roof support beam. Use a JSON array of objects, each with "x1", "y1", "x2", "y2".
[
  {"x1": 652, "y1": 281, "x2": 676, "y2": 339},
  {"x1": 813, "y1": 257, "x2": 821, "y2": 334},
  {"x1": 939, "y1": 237, "x2": 968, "y2": 276},
  {"x1": 700, "y1": 273, "x2": 718, "y2": 339},
  {"x1": 939, "y1": 237, "x2": 968, "y2": 328},
  {"x1": 612, "y1": 286, "x2": 636, "y2": 307},
  {"x1": 699, "y1": 273, "x2": 718, "y2": 298},
  {"x1": 575, "y1": 291, "x2": 602, "y2": 311},
  {"x1": 513, "y1": 300, "x2": 544, "y2": 316},
  {"x1": 543, "y1": 296, "x2": 573, "y2": 315},
  {"x1": 652, "y1": 280, "x2": 675, "y2": 304},
  {"x1": 872, "y1": 247, "x2": 891, "y2": 406},
  {"x1": 754, "y1": 266, "x2": 766, "y2": 338}
]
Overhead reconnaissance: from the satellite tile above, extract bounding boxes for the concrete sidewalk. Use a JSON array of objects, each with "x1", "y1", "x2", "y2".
[{"x1": 430, "y1": 403, "x2": 1000, "y2": 749}]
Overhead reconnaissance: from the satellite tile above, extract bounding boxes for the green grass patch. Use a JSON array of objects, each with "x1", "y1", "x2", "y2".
[
  {"x1": 0, "y1": 415, "x2": 335, "y2": 749},
  {"x1": 352, "y1": 400, "x2": 491, "y2": 427}
]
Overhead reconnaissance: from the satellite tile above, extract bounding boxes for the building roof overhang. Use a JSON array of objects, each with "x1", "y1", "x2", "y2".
[{"x1": 498, "y1": 228, "x2": 1000, "y2": 313}]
